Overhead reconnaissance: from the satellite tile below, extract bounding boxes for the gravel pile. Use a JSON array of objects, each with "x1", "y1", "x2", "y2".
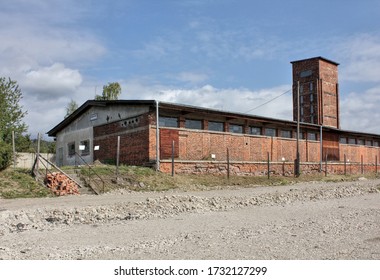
[{"x1": 1, "y1": 179, "x2": 379, "y2": 236}]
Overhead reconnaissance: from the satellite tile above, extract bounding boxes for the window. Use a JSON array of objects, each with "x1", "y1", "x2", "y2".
[
  {"x1": 348, "y1": 138, "x2": 356, "y2": 145},
  {"x1": 185, "y1": 119, "x2": 202, "y2": 130},
  {"x1": 250, "y1": 126, "x2": 262, "y2": 135},
  {"x1": 357, "y1": 139, "x2": 364, "y2": 145},
  {"x1": 309, "y1": 82, "x2": 313, "y2": 92},
  {"x1": 300, "y1": 70, "x2": 312, "y2": 78},
  {"x1": 80, "y1": 140, "x2": 90, "y2": 156},
  {"x1": 340, "y1": 137, "x2": 348, "y2": 144},
  {"x1": 68, "y1": 142, "x2": 75, "y2": 157},
  {"x1": 229, "y1": 124, "x2": 243, "y2": 134},
  {"x1": 308, "y1": 133, "x2": 317, "y2": 141},
  {"x1": 280, "y1": 130, "x2": 292, "y2": 138},
  {"x1": 310, "y1": 93, "x2": 314, "y2": 102},
  {"x1": 208, "y1": 121, "x2": 224, "y2": 132},
  {"x1": 159, "y1": 116, "x2": 178, "y2": 128},
  {"x1": 374, "y1": 141, "x2": 380, "y2": 147},
  {"x1": 310, "y1": 106, "x2": 314, "y2": 114},
  {"x1": 365, "y1": 140, "x2": 372, "y2": 146},
  {"x1": 265, "y1": 128, "x2": 276, "y2": 137}
]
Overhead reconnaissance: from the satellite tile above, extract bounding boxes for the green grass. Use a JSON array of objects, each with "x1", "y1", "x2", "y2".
[
  {"x1": 0, "y1": 169, "x2": 53, "y2": 199},
  {"x1": 1, "y1": 165, "x2": 379, "y2": 199}
]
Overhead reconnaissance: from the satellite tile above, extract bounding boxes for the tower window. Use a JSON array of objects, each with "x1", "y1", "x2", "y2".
[{"x1": 300, "y1": 70, "x2": 312, "y2": 77}]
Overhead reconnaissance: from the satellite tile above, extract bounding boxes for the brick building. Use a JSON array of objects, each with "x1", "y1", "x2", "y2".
[{"x1": 48, "y1": 57, "x2": 380, "y2": 175}]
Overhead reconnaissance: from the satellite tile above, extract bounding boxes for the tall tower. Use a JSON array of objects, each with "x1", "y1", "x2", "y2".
[{"x1": 291, "y1": 57, "x2": 340, "y2": 129}]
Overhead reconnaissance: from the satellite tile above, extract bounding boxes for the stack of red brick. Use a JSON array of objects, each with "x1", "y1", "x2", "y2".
[{"x1": 44, "y1": 172, "x2": 80, "y2": 196}]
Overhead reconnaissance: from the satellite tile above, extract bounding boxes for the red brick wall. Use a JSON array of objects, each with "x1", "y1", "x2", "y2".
[
  {"x1": 93, "y1": 113, "x2": 152, "y2": 165},
  {"x1": 93, "y1": 112, "x2": 380, "y2": 175},
  {"x1": 158, "y1": 128, "x2": 321, "y2": 163}
]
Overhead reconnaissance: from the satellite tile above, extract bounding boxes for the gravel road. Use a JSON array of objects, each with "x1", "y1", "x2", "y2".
[{"x1": 0, "y1": 178, "x2": 379, "y2": 260}]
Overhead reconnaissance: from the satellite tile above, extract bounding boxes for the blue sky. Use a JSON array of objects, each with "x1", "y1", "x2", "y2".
[{"x1": 1, "y1": 0, "x2": 380, "y2": 137}]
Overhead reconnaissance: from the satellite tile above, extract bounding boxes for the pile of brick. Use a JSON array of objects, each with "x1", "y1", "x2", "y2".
[{"x1": 44, "y1": 172, "x2": 80, "y2": 196}]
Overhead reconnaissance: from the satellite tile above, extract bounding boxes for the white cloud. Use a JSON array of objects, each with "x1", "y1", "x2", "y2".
[
  {"x1": 23, "y1": 63, "x2": 82, "y2": 98},
  {"x1": 120, "y1": 79, "x2": 292, "y2": 120},
  {"x1": 340, "y1": 86, "x2": 380, "y2": 133},
  {"x1": 176, "y1": 72, "x2": 209, "y2": 84},
  {"x1": 335, "y1": 34, "x2": 380, "y2": 82}
]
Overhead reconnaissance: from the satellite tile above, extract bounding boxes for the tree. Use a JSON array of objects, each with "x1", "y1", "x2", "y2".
[
  {"x1": 95, "y1": 82, "x2": 121, "y2": 100},
  {"x1": 0, "y1": 77, "x2": 28, "y2": 170},
  {"x1": 65, "y1": 99, "x2": 78, "y2": 118}
]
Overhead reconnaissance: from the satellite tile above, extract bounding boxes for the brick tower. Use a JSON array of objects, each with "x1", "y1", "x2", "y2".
[{"x1": 291, "y1": 57, "x2": 340, "y2": 129}]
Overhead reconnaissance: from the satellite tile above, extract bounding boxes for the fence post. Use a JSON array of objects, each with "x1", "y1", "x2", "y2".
[
  {"x1": 376, "y1": 156, "x2": 378, "y2": 175},
  {"x1": 267, "y1": 152, "x2": 270, "y2": 179},
  {"x1": 325, "y1": 154, "x2": 327, "y2": 177},
  {"x1": 361, "y1": 155, "x2": 364, "y2": 174},
  {"x1": 116, "y1": 136, "x2": 120, "y2": 179},
  {"x1": 344, "y1": 154, "x2": 347, "y2": 176},
  {"x1": 227, "y1": 148, "x2": 230, "y2": 180},
  {"x1": 171, "y1": 140, "x2": 175, "y2": 177}
]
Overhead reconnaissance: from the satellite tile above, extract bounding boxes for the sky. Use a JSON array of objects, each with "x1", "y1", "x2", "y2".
[{"x1": 1, "y1": 0, "x2": 380, "y2": 139}]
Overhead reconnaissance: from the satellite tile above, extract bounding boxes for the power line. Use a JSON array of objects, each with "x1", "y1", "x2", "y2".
[{"x1": 244, "y1": 88, "x2": 292, "y2": 114}]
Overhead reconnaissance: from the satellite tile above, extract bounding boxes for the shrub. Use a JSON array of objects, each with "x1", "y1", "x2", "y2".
[{"x1": 0, "y1": 142, "x2": 12, "y2": 170}]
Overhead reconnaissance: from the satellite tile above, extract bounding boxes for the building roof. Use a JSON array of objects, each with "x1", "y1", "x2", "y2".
[
  {"x1": 47, "y1": 100, "x2": 156, "y2": 137},
  {"x1": 47, "y1": 99, "x2": 380, "y2": 140},
  {"x1": 290, "y1": 56, "x2": 340, "y2": 66}
]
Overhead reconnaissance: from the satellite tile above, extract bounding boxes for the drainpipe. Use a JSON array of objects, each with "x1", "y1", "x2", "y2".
[{"x1": 156, "y1": 100, "x2": 160, "y2": 171}]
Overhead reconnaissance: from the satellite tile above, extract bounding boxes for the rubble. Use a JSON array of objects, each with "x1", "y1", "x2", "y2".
[{"x1": 44, "y1": 172, "x2": 80, "y2": 196}]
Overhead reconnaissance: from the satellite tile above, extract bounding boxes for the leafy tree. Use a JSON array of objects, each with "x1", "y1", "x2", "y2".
[
  {"x1": 95, "y1": 82, "x2": 121, "y2": 100},
  {"x1": 0, "y1": 77, "x2": 27, "y2": 142},
  {"x1": 65, "y1": 99, "x2": 78, "y2": 118},
  {"x1": 0, "y1": 77, "x2": 27, "y2": 169}
]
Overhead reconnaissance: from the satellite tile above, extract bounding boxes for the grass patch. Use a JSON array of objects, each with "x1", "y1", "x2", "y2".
[
  {"x1": 0, "y1": 169, "x2": 53, "y2": 199},
  {"x1": 77, "y1": 164, "x2": 379, "y2": 193},
  {"x1": 2, "y1": 165, "x2": 379, "y2": 198}
]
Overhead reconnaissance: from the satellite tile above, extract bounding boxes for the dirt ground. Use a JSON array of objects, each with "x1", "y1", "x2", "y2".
[{"x1": 0, "y1": 178, "x2": 379, "y2": 260}]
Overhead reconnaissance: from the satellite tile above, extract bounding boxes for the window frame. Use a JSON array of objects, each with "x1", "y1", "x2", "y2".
[
  {"x1": 185, "y1": 119, "x2": 202, "y2": 130},
  {"x1": 264, "y1": 127, "x2": 276, "y2": 137},
  {"x1": 208, "y1": 121, "x2": 224, "y2": 132},
  {"x1": 229, "y1": 124, "x2": 243, "y2": 134},
  {"x1": 68, "y1": 142, "x2": 75, "y2": 157},
  {"x1": 159, "y1": 116, "x2": 178, "y2": 128}
]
